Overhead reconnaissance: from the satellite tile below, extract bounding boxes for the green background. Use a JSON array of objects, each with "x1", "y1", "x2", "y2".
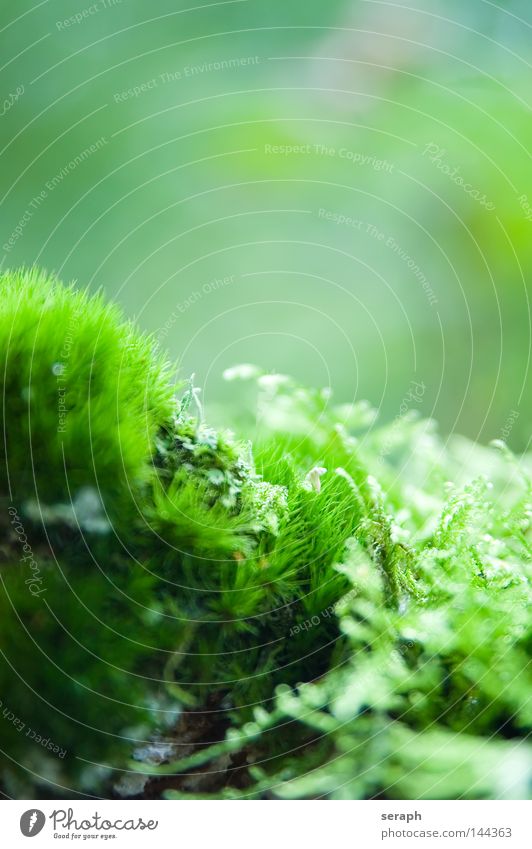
[{"x1": 1, "y1": 0, "x2": 530, "y2": 447}]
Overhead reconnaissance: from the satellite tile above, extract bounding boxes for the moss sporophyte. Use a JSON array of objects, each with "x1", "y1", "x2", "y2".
[{"x1": 0, "y1": 268, "x2": 530, "y2": 800}]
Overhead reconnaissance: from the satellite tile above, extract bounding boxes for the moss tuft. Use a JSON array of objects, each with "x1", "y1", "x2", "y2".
[{"x1": 0, "y1": 270, "x2": 530, "y2": 800}]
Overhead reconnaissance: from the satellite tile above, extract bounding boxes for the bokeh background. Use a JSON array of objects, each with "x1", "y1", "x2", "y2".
[{"x1": 1, "y1": 0, "x2": 530, "y2": 448}]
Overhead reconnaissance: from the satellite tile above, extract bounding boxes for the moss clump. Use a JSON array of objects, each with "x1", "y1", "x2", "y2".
[
  {"x1": 0, "y1": 268, "x2": 285, "y2": 796},
  {"x1": 145, "y1": 371, "x2": 532, "y2": 800},
  {"x1": 0, "y1": 267, "x2": 175, "y2": 517},
  {"x1": 0, "y1": 269, "x2": 531, "y2": 800}
]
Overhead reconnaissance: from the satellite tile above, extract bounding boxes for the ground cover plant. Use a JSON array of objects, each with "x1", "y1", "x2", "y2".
[{"x1": 0, "y1": 268, "x2": 530, "y2": 800}]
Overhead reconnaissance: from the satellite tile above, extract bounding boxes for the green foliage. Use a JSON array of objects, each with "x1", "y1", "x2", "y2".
[
  {"x1": 160, "y1": 369, "x2": 532, "y2": 800},
  {"x1": 0, "y1": 271, "x2": 530, "y2": 800}
]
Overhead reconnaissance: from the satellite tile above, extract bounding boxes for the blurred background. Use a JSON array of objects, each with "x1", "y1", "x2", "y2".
[{"x1": 1, "y1": 0, "x2": 530, "y2": 448}]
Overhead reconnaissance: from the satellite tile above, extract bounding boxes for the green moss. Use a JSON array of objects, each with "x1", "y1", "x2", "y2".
[
  {"x1": 0, "y1": 267, "x2": 175, "y2": 516},
  {"x1": 0, "y1": 268, "x2": 288, "y2": 795},
  {"x1": 0, "y1": 269, "x2": 530, "y2": 800},
  {"x1": 158, "y1": 369, "x2": 532, "y2": 800}
]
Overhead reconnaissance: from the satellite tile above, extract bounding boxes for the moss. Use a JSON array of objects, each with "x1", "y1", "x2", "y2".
[
  {"x1": 0, "y1": 267, "x2": 175, "y2": 517},
  {"x1": 0, "y1": 269, "x2": 531, "y2": 799},
  {"x1": 0, "y1": 268, "x2": 288, "y2": 795}
]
